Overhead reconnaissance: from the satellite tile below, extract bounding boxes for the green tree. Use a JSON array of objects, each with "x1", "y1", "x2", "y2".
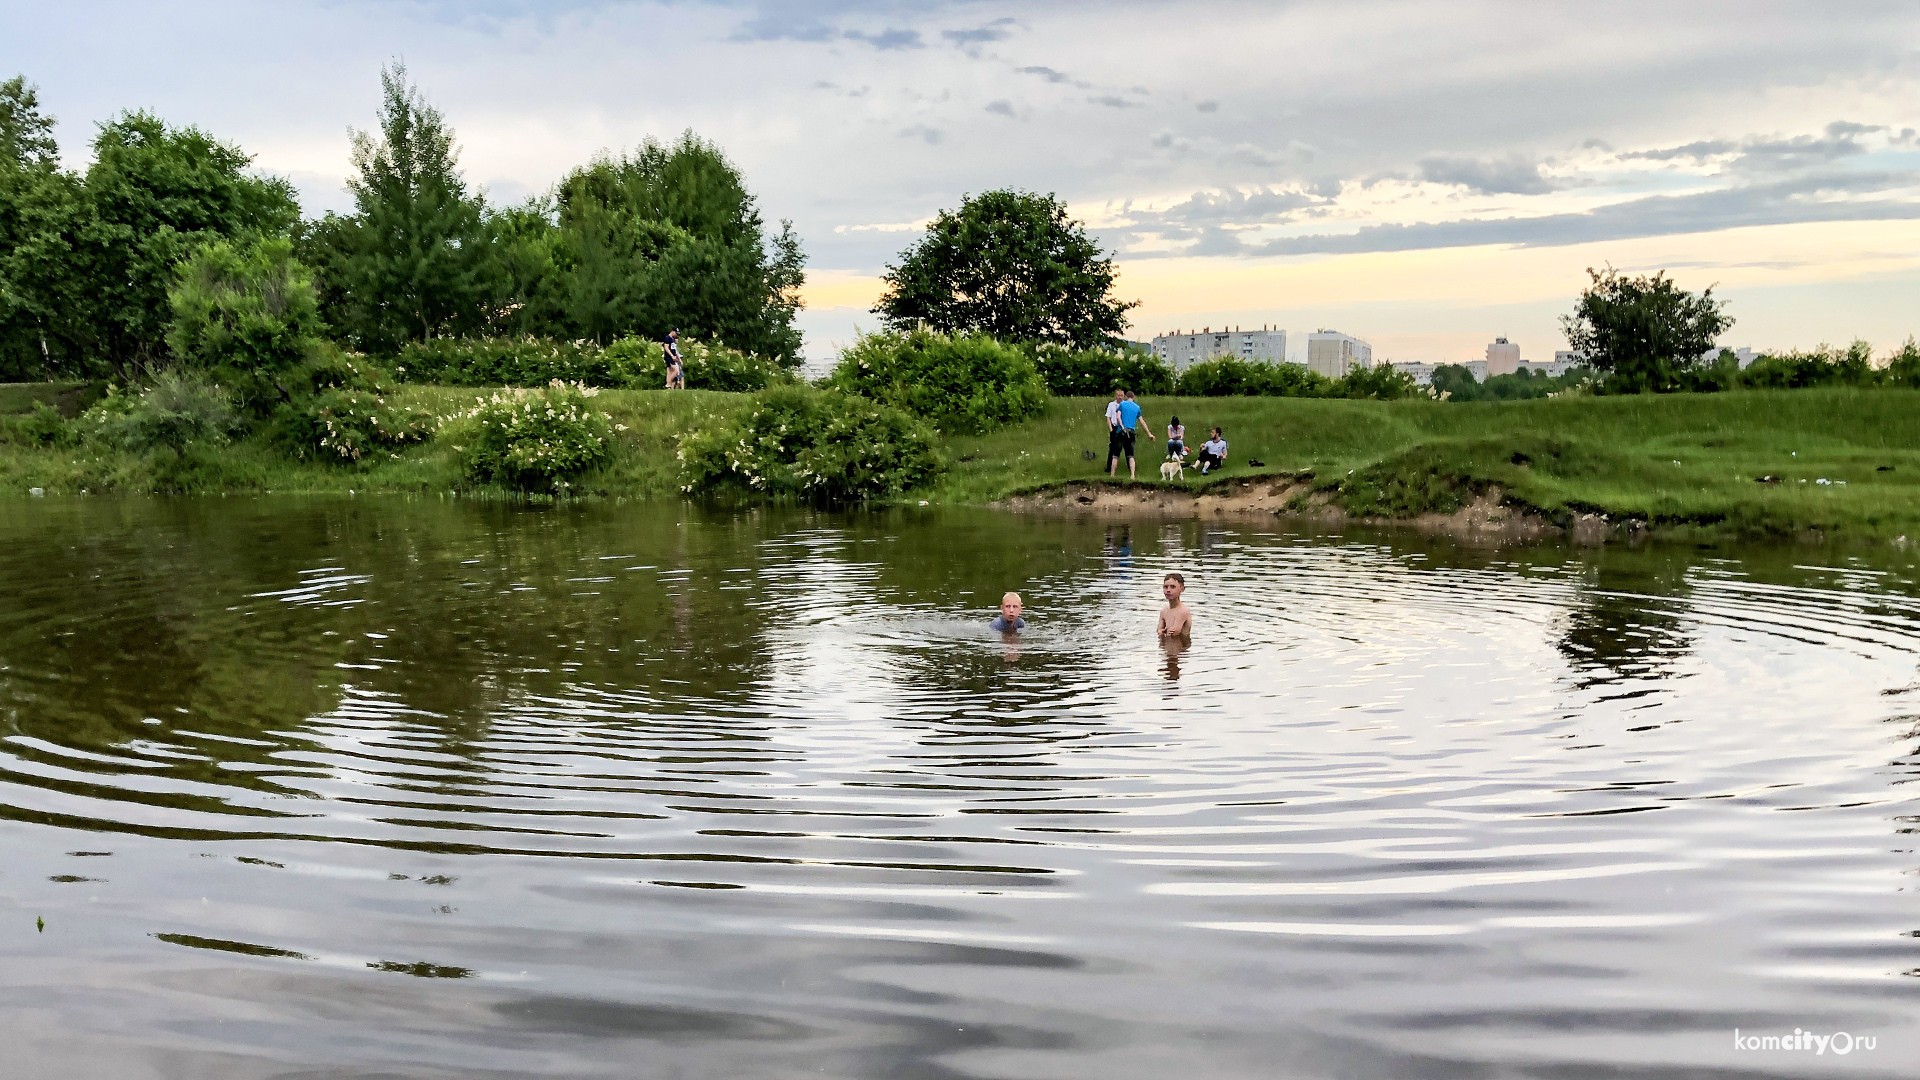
[
  {"x1": 549, "y1": 134, "x2": 805, "y2": 358},
  {"x1": 1560, "y1": 267, "x2": 1733, "y2": 393},
  {"x1": 874, "y1": 189, "x2": 1136, "y2": 349},
  {"x1": 166, "y1": 236, "x2": 322, "y2": 413},
  {"x1": 326, "y1": 63, "x2": 492, "y2": 351},
  {"x1": 0, "y1": 77, "x2": 88, "y2": 379},
  {"x1": 77, "y1": 111, "x2": 300, "y2": 372}
]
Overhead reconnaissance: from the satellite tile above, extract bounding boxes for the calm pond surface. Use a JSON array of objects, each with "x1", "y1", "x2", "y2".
[{"x1": 1, "y1": 497, "x2": 1915, "y2": 1078}]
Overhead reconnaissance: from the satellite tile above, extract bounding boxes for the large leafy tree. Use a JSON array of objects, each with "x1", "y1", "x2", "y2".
[
  {"x1": 78, "y1": 112, "x2": 301, "y2": 372},
  {"x1": 2, "y1": 85, "x2": 297, "y2": 379},
  {"x1": 874, "y1": 189, "x2": 1136, "y2": 349},
  {"x1": 320, "y1": 63, "x2": 492, "y2": 351},
  {"x1": 0, "y1": 76, "x2": 87, "y2": 379},
  {"x1": 546, "y1": 133, "x2": 805, "y2": 358},
  {"x1": 1560, "y1": 267, "x2": 1733, "y2": 393}
]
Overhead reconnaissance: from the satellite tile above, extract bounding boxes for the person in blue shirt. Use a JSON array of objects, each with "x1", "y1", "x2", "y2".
[
  {"x1": 1107, "y1": 391, "x2": 1148, "y2": 479},
  {"x1": 989, "y1": 592, "x2": 1027, "y2": 633}
]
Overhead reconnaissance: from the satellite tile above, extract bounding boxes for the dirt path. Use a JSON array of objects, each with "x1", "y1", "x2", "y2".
[{"x1": 995, "y1": 476, "x2": 1626, "y2": 545}]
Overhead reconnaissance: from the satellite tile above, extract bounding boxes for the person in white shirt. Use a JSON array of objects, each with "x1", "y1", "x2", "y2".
[{"x1": 1195, "y1": 428, "x2": 1228, "y2": 474}]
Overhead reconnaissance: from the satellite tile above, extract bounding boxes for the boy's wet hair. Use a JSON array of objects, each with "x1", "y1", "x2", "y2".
[{"x1": 1164, "y1": 572, "x2": 1184, "y2": 585}]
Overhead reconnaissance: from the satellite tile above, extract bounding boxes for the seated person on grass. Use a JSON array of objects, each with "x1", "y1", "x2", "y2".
[{"x1": 1195, "y1": 428, "x2": 1228, "y2": 474}]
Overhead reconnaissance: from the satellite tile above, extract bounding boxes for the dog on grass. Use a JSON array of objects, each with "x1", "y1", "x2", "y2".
[{"x1": 1159, "y1": 453, "x2": 1187, "y2": 482}]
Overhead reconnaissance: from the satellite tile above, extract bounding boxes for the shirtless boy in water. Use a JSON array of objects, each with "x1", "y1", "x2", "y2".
[{"x1": 1157, "y1": 573, "x2": 1192, "y2": 640}]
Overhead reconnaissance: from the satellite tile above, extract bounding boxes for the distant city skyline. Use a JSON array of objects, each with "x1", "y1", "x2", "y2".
[{"x1": 6, "y1": 0, "x2": 1917, "y2": 363}]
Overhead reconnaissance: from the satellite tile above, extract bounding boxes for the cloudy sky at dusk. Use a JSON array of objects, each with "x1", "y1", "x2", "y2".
[{"x1": 7, "y1": 0, "x2": 1919, "y2": 362}]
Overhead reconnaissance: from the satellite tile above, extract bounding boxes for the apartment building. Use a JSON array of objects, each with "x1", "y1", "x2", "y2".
[
  {"x1": 1307, "y1": 331, "x2": 1373, "y2": 379},
  {"x1": 1150, "y1": 327, "x2": 1288, "y2": 372}
]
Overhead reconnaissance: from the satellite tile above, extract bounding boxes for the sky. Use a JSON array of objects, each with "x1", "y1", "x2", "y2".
[{"x1": 6, "y1": 0, "x2": 1920, "y2": 364}]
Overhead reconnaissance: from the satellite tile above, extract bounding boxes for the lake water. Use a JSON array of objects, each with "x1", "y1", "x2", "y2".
[{"x1": 1, "y1": 497, "x2": 1915, "y2": 1078}]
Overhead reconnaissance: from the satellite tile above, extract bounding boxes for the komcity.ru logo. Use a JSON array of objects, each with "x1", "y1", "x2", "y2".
[{"x1": 1733, "y1": 1029, "x2": 1877, "y2": 1055}]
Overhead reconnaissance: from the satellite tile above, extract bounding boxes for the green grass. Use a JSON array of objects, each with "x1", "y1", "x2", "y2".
[
  {"x1": 931, "y1": 389, "x2": 1920, "y2": 539},
  {"x1": 0, "y1": 387, "x2": 752, "y2": 499},
  {"x1": 7, "y1": 382, "x2": 1920, "y2": 540}
]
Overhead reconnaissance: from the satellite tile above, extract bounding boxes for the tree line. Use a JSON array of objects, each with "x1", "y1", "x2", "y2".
[{"x1": 0, "y1": 65, "x2": 805, "y2": 382}]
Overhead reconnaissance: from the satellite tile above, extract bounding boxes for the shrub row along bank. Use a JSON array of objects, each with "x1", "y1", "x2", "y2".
[{"x1": 393, "y1": 335, "x2": 797, "y2": 392}]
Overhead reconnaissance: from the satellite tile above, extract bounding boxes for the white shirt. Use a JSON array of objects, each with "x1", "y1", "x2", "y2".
[
  {"x1": 1202, "y1": 438, "x2": 1227, "y2": 457},
  {"x1": 1104, "y1": 401, "x2": 1122, "y2": 428}
]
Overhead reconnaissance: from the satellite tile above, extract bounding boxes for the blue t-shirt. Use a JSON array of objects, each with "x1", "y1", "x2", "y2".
[
  {"x1": 989, "y1": 616, "x2": 1027, "y2": 632},
  {"x1": 1117, "y1": 400, "x2": 1142, "y2": 430}
]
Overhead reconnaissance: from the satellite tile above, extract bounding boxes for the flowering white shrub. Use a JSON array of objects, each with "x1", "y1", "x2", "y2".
[
  {"x1": 678, "y1": 384, "x2": 943, "y2": 501},
  {"x1": 454, "y1": 380, "x2": 614, "y2": 490}
]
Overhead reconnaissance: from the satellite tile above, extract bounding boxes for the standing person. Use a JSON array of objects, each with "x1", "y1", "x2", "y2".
[
  {"x1": 1157, "y1": 572, "x2": 1192, "y2": 641},
  {"x1": 1109, "y1": 391, "x2": 1147, "y2": 479},
  {"x1": 1195, "y1": 427, "x2": 1228, "y2": 474},
  {"x1": 1104, "y1": 389, "x2": 1125, "y2": 473},
  {"x1": 1166, "y1": 414, "x2": 1186, "y2": 460},
  {"x1": 663, "y1": 329, "x2": 685, "y2": 390}
]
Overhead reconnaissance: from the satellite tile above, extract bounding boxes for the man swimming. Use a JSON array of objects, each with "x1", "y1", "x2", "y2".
[
  {"x1": 990, "y1": 591, "x2": 1027, "y2": 632},
  {"x1": 1156, "y1": 573, "x2": 1192, "y2": 641}
]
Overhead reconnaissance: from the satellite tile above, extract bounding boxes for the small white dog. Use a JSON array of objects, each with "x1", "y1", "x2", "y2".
[{"x1": 1159, "y1": 454, "x2": 1187, "y2": 481}]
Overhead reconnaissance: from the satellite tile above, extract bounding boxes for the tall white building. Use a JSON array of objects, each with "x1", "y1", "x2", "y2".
[
  {"x1": 1307, "y1": 331, "x2": 1373, "y2": 378},
  {"x1": 1390, "y1": 361, "x2": 1436, "y2": 386},
  {"x1": 1151, "y1": 327, "x2": 1288, "y2": 372},
  {"x1": 1485, "y1": 337, "x2": 1520, "y2": 377}
]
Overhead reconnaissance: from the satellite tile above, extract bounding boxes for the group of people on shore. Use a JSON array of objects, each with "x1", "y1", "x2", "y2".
[
  {"x1": 990, "y1": 574, "x2": 1192, "y2": 641},
  {"x1": 1103, "y1": 390, "x2": 1227, "y2": 480}
]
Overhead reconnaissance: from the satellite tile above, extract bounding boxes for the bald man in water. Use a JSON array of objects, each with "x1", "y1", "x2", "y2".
[{"x1": 990, "y1": 592, "x2": 1027, "y2": 632}]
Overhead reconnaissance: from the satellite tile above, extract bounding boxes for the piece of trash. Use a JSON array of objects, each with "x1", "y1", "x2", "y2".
[
  {"x1": 1815, "y1": 478, "x2": 1832, "y2": 485},
  {"x1": 1082, "y1": 449, "x2": 1095, "y2": 460},
  {"x1": 1247, "y1": 459, "x2": 1267, "y2": 468},
  {"x1": 1877, "y1": 465, "x2": 1893, "y2": 472},
  {"x1": 1754, "y1": 475, "x2": 1779, "y2": 484},
  {"x1": 28, "y1": 487, "x2": 44, "y2": 497},
  {"x1": 917, "y1": 500, "x2": 929, "y2": 506}
]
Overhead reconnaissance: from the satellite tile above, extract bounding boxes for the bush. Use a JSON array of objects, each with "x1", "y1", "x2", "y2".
[
  {"x1": 166, "y1": 237, "x2": 323, "y2": 413},
  {"x1": 78, "y1": 371, "x2": 241, "y2": 453},
  {"x1": 394, "y1": 336, "x2": 611, "y2": 387},
  {"x1": 603, "y1": 335, "x2": 797, "y2": 391},
  {"x1": 679, "y1": 384, "x2": 943, "y2": 501},
  {"x1": 1735, "y1": 342, "x2": 1875, "y2": 390},
  {"x1": 271, "y1": 348, "x2": 436, "y2": 464},
  {"x1": 1032, "y1": 344, "x2": 1175, "y2": 396},
  {"x1": 826, "y1": 329, "x2": 1049, "y2": 434},
  {"x1": 1333, "y1": 363, "x2": 1422, "y2": 400},
  {"x1": 1176, "y1": 357, "x2": 1334, "y2": 397},
  {"x1": 0, "y1": 401, "x2": 75, "y2": 447},
  {"x1": 1885, "y1": 339, "x2": 1920, "y2": 388},
  {"x1": 452, "y1": 380, "x2": 616, "y2": 490}
]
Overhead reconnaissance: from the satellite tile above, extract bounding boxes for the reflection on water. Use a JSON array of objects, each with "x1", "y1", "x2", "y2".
[{"x1": 0, "y1": 497, "x2": 1916, "y2": 1078}]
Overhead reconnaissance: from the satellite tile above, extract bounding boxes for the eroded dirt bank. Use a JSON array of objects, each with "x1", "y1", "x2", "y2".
[{"x1": 995, "y1": 476, "x2": 1630, "y2": 545}]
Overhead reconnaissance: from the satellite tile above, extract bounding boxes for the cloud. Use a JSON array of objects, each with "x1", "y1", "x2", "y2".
[
  {"x1": 1016, "y1": 65, "x2": 1073, "y2": 84},
  {"x1": 1623, "y1": 121, "x2": 1888, "y2": 173},
  {"x1": 1419, "y1": 153, "x2": 1555, "y2": 195},
  {"x1": 1089, "y1": 95, "x2": 1142, "y2": 109},
  {"x1": 1232, "y1": 171, "x2": 1920, "y2": 257},
  {"x1": 1104, "y1": 186, "x2": 1326, "y2": 245},
  {"x1": 1196, "y1": 100, "x2": 1219, "y2": 113},
  {"x1": 899, "y1": 124, "x2": 943, "y2": 145},
  {"x1": 844, "y1": 27, "x2": 923, "y2": 50},
  {"x1": 942, "y1": 19, "x2": 1016, "y2": 46},
  {"x1": 984, "y1": 99, "x2": 1017, "y2": 118}
]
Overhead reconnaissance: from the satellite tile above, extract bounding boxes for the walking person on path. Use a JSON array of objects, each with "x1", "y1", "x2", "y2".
[
  {"x1": 663, "y1": 328, "x2": 685, "y2": 390},
  {"x1": 1109, "y1": 391, "x2": 1148, "y2": 479}
]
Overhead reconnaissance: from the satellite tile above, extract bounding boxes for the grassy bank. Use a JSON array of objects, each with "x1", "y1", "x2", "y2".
[
  {"x1": 6, "y1": 383, "x2": 1920, "y2": 540},
  {"x1": 935, "y1": 389, "x2": 1920, "y2": 539},
  {"x1": 0, "y1": 386, "x2": 751, "y2": 500}
]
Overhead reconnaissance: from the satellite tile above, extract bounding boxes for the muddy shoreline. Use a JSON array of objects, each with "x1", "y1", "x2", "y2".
[{"x1": 994, "y1": 475, "x2": 1632, "y2": 545}]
